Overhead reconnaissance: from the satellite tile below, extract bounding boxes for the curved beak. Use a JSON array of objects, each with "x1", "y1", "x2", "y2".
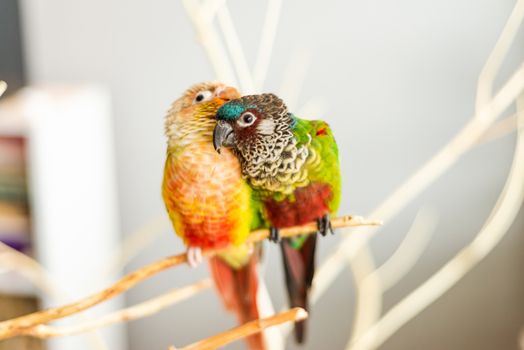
[
  {"x1": 213, "y1": 121, "x2": 234, "y2": 154},
  {"x1": 215, "y1": 86, "x2": 240, "y2": 102}
]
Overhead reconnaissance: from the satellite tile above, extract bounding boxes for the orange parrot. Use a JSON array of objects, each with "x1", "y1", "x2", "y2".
[{"x1": 162, "y1": 82, "x2": 266, "y2": 349}]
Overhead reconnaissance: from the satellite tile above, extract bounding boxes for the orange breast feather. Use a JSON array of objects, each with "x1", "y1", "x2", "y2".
[{"x1": 162, "y1": 143, "x2": 252, "y2": 249}]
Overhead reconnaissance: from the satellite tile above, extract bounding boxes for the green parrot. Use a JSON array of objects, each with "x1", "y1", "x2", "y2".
[{"x1": 212, "y1": 93, "x2": 341, "y2": 343}]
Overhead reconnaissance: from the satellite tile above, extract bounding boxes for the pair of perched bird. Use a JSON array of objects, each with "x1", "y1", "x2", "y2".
[{"x1": 162, "y1": 82, "x2": 341, "y2": 349}]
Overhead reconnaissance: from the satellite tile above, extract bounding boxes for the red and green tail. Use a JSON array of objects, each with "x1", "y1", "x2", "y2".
[{"x1": 208, "y1": 253, "x2": 266, "y2": 350}]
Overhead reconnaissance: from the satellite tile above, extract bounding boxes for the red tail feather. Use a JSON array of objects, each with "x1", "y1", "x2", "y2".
[{"x1": 208, "y1": 254, "x2": 266, "y2": 350}]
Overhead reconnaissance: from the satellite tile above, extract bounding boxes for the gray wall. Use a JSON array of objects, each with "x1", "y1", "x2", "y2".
[
  {"x1": 20, "y1": 0, "x2": 524, "y2": 349},
  {"x1": 0, "y1": 0, "x2": 25, "y2": 95}
]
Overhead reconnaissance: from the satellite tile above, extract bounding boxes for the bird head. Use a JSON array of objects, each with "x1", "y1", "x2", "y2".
[
  {"x1": 165, "y1": 82, "x2": 240, "y2": 144},
  {"x1": 213, "y1": 93, "x2": 291, "y2": 155}
]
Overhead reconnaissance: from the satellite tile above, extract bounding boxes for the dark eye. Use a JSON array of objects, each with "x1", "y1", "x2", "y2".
[
  {"x1": 192, "y1": 90, "x2": 212, "y2": 104},
  {"x1": 243, "y1": 114, "x2": 253, "y2": 123},
  {"x1": 237, "y1": 112, "x2": 256, "y2": 127}
]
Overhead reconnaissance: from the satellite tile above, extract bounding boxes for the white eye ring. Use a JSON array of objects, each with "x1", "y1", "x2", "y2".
[
  {"x1": 192, "y1": 90, "x2": 213, "y2": 104},
  {"x1": 237, "y1": 112, "x2": 257, "y2": 127}
]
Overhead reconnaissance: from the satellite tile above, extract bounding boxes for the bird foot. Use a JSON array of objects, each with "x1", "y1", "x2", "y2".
[
  {"x1": 186, "y1": 246, "x2": 203, "y2": 268},
  {"x1": 317, "y1": 214, "x2": 334, "y2": 237},
  {"x1": 269, "y1": 226, "x2": 281, "y2": 243}
]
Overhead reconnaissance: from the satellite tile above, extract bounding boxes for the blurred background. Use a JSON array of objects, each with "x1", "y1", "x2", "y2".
[{"x1": 1, "y1": 0, "x2": 523, "y2": 349}]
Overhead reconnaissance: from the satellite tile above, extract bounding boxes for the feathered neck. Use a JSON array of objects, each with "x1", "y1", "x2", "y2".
[{"x1": 166, "y1": 116, "x2": 216, "y2": 153}]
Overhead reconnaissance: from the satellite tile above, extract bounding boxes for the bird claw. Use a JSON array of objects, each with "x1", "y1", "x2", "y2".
[
  {"x1": 317, "y1": 214, "x2": 334, "y2": 237},
  {"x1": 186, "y1": 246, "x2": 203, "y2": 268},
  {"x1": 269, "y1": 226, "x2": 281, "y2": 243}
]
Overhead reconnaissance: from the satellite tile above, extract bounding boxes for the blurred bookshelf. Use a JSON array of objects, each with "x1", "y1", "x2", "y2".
[
  {"x1": 0, "y1": 131, "x2": 35, "y2": 295},
  {"x1": 0, "y1": 86, "x2": 125, "y2": 350},
  {"x1": 0, "y1": 7, "x2": 124, "y2": 346},
  {"x1": 0, "y1": 1, "x2": 42, "y2": 349}
]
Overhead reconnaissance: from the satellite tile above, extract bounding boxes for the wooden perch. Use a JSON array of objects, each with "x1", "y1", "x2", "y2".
[
  {"x1": 171, "y1": 307, "x2": 308, "y2": 350},
  {"x1": 0, "y1": 214, "x2": 380, "y2": 341},
  {"x1": 23, "y1": 279, "x2": 213, "y2": 338}
]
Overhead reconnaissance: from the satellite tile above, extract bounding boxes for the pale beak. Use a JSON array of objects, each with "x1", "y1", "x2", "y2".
[
  {"x1": 215, "y1": 86, "x2": 240, "y2": 102},
  {"x1": 213, "y1": 121, "x2": 234, "y2": 154}
]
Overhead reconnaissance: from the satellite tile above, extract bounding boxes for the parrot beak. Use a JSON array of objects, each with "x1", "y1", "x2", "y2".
[
  {"x1": 214, "y1": 86, "x2": 240, "y2": 102},
  {"x1": 213, "y1": 121, "x2": 235, "y2": 154}
]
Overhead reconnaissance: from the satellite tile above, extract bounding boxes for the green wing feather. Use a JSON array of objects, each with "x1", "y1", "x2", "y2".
[
  {"x1": 283, "y1": 116, "x2": 341, "y2": 249},
  {"x1": 291, "y1": 115, "x2": 341, "y2": 213}
]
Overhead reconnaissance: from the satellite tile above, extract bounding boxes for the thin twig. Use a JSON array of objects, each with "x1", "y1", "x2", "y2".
[
  {"x1": 475, "y1": 0, "x2": 524, "y2": 112},
  {"x1": 103, "y1": 215, "x2": 170, "y2": 275},
  {"x1": 0, "y1": 241, "x2": 60, "y2": 298},
  {"x1": 375, "y1": 207, "x2": 438, "y2": 291},
  {"x1": 345, "y1": 246, "x2": 382, "y2": 343},
  {"x1": 315, "y1": 60, "x2": 524, "y2": 311},
  {"x1": 201, "y1": 0, "x2": 227, "y2": 23},
  {"x1": 246, "y1": 215, "x2": 381, "y2": 244},
  {"x1": 23, "y1": 279, "x2": 212, "y2": 338},
  {"x1": 278, "y1": 48, "x2": 312, "y2": 111},
  {"x1": 476, "y1": 111, "x2": 523, "y2": 145},
  {"x1": 0, "y1": 239, "x2": 110, "y2": 349},
  {"x1": 173, "y1": 308, "x2": 308, "y2": 350},
  {"x1": 348, "y1": 209, "x2": 437, "y2": 349},
  {"x1": 345, "y1": 208, "x2": 437, "y2": 348},
  {"x1": 349, "y1": 93, "x2": 524, "y2": 350},
  {"x1": 0, "y1": 214, "x2": 380, "y2": 341},
  {"x1": 216, "y1": 4, "x2": 256, "y2": 93},
  {"x1": 257, "y1": 279, "x2": 285, "y2": 350},
  {"x1": 0, "y1": 254, "x2": 185, "y2": 340},
  {"x1": 322, "y1": 5, "x2": 524, "y2": 345},
  {"x1": 181, "y1": 0, "x2": 237, "y2": 86},
  {"x1": 344, "y1": 4, "x2": 524, "y2": 346},
  {"x1": 253, "y1": 0, "x2": 282, "y2": 90}
]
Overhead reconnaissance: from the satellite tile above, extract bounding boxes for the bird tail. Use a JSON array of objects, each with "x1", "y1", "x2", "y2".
[
  {"x1": 208, "y1": 248, "x2": 266, "y2": 350},
  {"x1": 281, "y1": 234, "x2": 318, "y2": 343}
]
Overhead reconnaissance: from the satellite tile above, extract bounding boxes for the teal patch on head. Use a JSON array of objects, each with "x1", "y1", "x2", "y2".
[{"x1": 216, "y1": 102, "x2": 245, "y2": 121}]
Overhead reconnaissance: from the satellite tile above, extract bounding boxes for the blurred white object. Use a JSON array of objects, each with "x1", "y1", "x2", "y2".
[
  {"x1": 0, "y1": 81, "x2": 7, "y2": 97},
  {"x1": 0, "y1": 86, "x2": 126, "y2": 350}
]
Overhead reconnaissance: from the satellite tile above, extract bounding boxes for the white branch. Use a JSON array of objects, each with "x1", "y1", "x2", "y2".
[
  {"x1": 348, "y1": 92, "x2": 524, "y2": 350},
  {"x1": 28, "y1": 279, "x2": 212, "y2": 338},
  {"x1": 345, "y1": 208, "x2": 437, "y2": 349},
  {"x1": 476, "y1": 111, "x2": 523, "y2": 145},
  {"x1": 216, "y1": 4, "x2": 256, "y2": 93},
  {"x1": 476, "y1": 0, "x2": 524, "y2": 112},
  {"x1": 201, "y1": 0, "x2": 227, "y2": 23},
  {"x1": 253, "y1": 0, "x2": 282, "y2": 90},
  {"x1": 313, "y1": 2, "x2": 524, "y2": 343},
  {"x1": 257, "y1": 279, "x2": 285, "y2": 350},
  {"x1": 102, "y1": 215, "x2": 169, "y2": 275},
  {"x1": 278, "y1": 48, "x2": 312, "y2": 111},
  {"x1": 346, "y1": 245, "x2": 382, "y2": 343},
  {"x1": 0, "y1": 242, "x2": 109, "y2": 349},
  {"x1": 375, "y1": 207, "x2": 438, "y2": 291},
  {"x1": 314, "y1": 59, "x2": 524, "y2": 310},
  {"x1": 181, "y1": 0, "x2": 237, "y2": 86}
]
